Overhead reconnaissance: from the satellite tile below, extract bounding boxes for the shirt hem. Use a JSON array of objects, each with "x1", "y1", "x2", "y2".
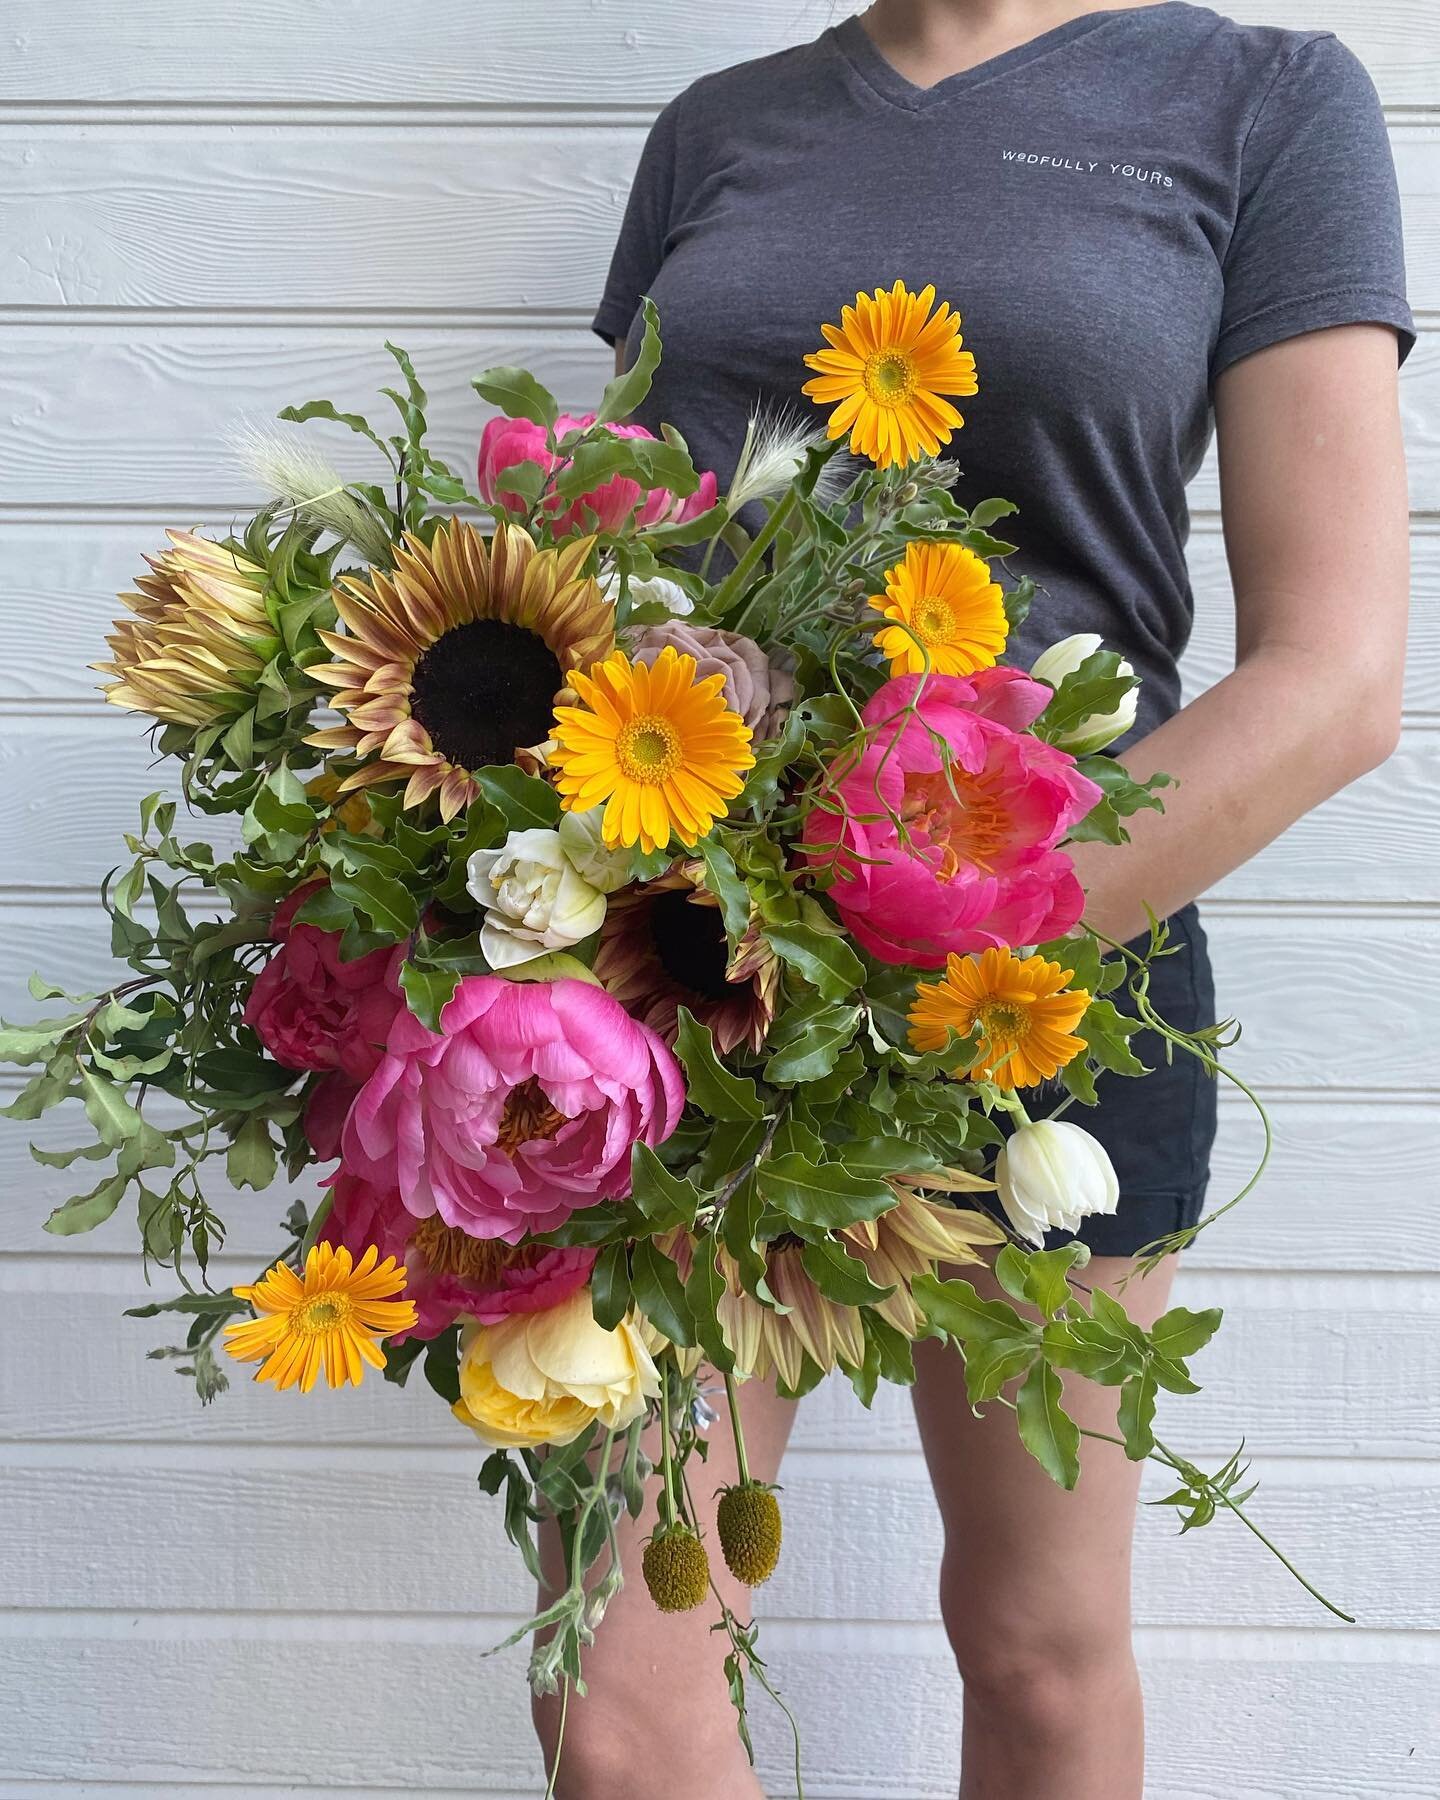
[{"x1": 1211, "y1": 286, "x2": 1416, "y2": 383}]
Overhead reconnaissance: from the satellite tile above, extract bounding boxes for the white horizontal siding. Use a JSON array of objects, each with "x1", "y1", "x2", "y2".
[{"x1": 0, "y1": 5, "x2": 1435, "y2": 1797}]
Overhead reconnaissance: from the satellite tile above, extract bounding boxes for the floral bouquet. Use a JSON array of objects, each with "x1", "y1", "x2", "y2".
[{"x1": 1, "y1": 281, "x2": 1335, "y2": 1783}]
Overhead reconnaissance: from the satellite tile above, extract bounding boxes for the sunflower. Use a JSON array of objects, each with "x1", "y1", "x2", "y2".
[
  {"x1": 550, "y1": 646, "x2": 755, "y2": 855},
  {"x1": 223, "y1": 1242, "x2": 417, "y2": 1393},
  {"x1": 307, "y1": 518, "x2": 613, "y2": 821},
  {"x1": 868, "y1": 540, "x2": 1008, "y2": 678},
  {"x1": 908, "y1": 947, "x2": 1091, "y2": 1088},
  {"x1": 665, "y1": 1192, "x2": 1003, "y2": 1391},
  {"x1": 95, "y1": 530, "x2": 278, "y2": 728},
  {"x1": 592, "y1": 862, "x2": 779, "y2": 1054},
  {"x1": 801, "y1": 280, "x2": 978, "y2": 469}
]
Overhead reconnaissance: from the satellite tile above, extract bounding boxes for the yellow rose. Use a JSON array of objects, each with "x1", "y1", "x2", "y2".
[{"x1": 452, "y1": 1286, "x2": 660, "y2": 1449}]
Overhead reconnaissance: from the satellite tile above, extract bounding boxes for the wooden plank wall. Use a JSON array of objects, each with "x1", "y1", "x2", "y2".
[{"x1": 1, "y1": 4, "x2": 1436, "y2": 1794}]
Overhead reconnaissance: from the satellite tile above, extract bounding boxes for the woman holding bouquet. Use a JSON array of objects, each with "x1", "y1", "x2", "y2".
[{"x1": 546, "y1": 1, "x2": 1413, "y2": 1795}]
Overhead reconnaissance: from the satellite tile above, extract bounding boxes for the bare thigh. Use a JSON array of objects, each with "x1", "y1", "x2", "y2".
[{"x1": 534, "y1": 1371, "x2": 797, "y2": 1800}]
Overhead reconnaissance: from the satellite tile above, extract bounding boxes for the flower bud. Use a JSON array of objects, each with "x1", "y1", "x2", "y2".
[
  {"x1": 1029, "y1": 633, "x2": 1138, "y2": 754},
  {"x1": 995, "y1": 1119, "x2": 1120, "y2": 1246}
]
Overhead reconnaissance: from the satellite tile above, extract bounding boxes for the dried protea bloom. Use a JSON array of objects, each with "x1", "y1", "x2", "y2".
[
  {"x1": 642, "y1": 1523, "x2": 711, "y2": 1612},
  {"x1": 627, "y1": 620, "x2": 795, "y2": 742},
  {"x1": 673, "y1": 1191, "x2": 1005, "y2": 1390},
  {"x1": 307, "y1": 518, "x2": 613, "y2": 820},
  {"x1": 716, "y1": 1482, "x2": 782, "y2": 1587},
  {"x1": 96, "y1": 530, "x2": 278, "y2": 728},
  {"x1": 592, "y1": 864, "x2": 778, "y2": 1055}
]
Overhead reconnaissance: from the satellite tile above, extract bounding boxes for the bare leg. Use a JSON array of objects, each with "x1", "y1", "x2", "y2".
[
  {"x1": 912, "y1": 1255, "x2": 1179, "y2": 1800},
  {"x1": 533, "y1": 1372, "x2": 797, "y2": 1800}
]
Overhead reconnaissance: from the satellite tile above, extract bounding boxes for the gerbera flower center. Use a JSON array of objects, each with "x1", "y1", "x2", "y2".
[
  {"x1": 979, "y1": 1002, "x2": 1030, "y2": 1041},
  {"x1": 410, "y1": 618, "x2": 563, "y2": 772},
  {"x1": 409, "y1": 1214, "x2": 518, "y2": 1285},
  {"x1": 913, "y1": 595, "x2": 959, "y2": 645},
  {"x1": 295, "y1": 1294, "x2": 352, "y2": 1334},
  {"x1": 863, "y1": 350, "x2": 918, "y2": 406},
  {"x1": 901, "y1": 766, "x2": 1011, "y2": 879},
  {"x1": 495, "y1": 1076, "x2": 567, "y2": 1151},
  {"x1": 616, "y1": 715, "x2": 683, "y2": 785},
  {"x1": 649, "y1": 889, "x2": 735, "y2": 1003}
]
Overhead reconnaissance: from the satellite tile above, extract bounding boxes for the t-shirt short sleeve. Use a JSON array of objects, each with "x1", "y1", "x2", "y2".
[
  {"x1": 592, "y1": 97, "x2": 684, "y2": 348},
  {"x1": 1213, "y1": 34, "x2": 1415, "y2": 383}
]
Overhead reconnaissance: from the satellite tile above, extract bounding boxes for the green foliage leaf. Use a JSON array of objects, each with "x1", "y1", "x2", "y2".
[
  {"x1": 629, "y1": 1239, "x2": 694, "y2": 1347},
  {"x1": 595, "y1": 295, "x2": 662, "y2": 425},
  {"x1": 79, "y1": 1067, "x2": 142, "y2": 1147},
  {"x1": 1078, "y1": 997, "x2": 1148, "y2": 1077},
  {"x1": 800, "y1": 1237, "x2": 893, "y2": 1306},
  {"x1": 399, "y1": 961, "x2": 461, "y2": 1033},
  {"x1": 673, "y1": 1008, "x2": 764, "y2": 1122},
  {"x1": 696, "y1": 836, "x2": 752, "y2": 940},
  {"x1": 43, "y1": 1174, "x2": 126, "y2": 1236},
  {"x1": 471, "y1": 365, "x2": 559, "y2": 429},
  {"x1": 1017, "y1": 1359, "x2": 1081, "y2": 1488},
  {"x1": 763, "y1": 919, "x2": 866, "y2": 1002},
  {"x1": 913, "y1": 1273, "x2": 1033, "y2": 1347},
  {"x1": 1149, "y1": 1305, "x2": 1223, "y2": 1361},
  {"x1": 591, "y1": 1242, "x2": 632, "y2": 1331},
  {"x1": 629, "y1": 1141, "x2": 702, "y2": 1231},
  {"x1": 226, "y1": 1116, "x2": 277, "y2": 1192},
  {"x1": 756, "y1": 1153, "x2": 896, "y2": 1232},
  {"x1": 684, "y1": 1236, "x2": 735, "y2": 1374},
  {"x1": 474, "y1": 766, "x2": 562, "y2": 831},
  {"x1": 329, "y1": 867, "x2": 419, "y2": 939},
  {"x1": 1118, "y1": 1369, "x2": 1158, "y2": 1460}
]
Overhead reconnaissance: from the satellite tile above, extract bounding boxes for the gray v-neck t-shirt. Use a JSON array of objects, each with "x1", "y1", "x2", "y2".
[{"x1": 592, "y1": 3, "x2": 1414, "y2": 740}]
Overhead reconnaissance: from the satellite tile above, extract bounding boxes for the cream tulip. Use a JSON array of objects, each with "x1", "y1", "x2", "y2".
[
  {"x1": 1029, "y1": 632, "x2": 1138, "y2": 754},
  {"x1": 995, "y1": 1119, "x2": 1120, "y2": 1245}
]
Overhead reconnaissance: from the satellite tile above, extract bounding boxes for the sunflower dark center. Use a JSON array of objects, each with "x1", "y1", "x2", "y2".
[
  {"x1": 649, "y1": 889, "x2": 734, "y2": 1003},
  {"x1": 410, "y1": 619, "x2": 562, "y2": 771}
]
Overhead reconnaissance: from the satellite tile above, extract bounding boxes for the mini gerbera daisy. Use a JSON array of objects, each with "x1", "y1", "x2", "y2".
[
  {"x1": 868, "y1": 540, "x2": 1008, "y2": 677},
  {"x1": 801, "y1": 280, "x2": 978, "y2": 469},
  {"x1": 908, "y1": 947, "x2": 1091, "y2": 1088},
  {"x1": 550, "y1": 646, "x2": 756, "y2": 855},
  {"x1": 307, "y1": 518, "x2": 614, "y2": 820},
  {"x1": 223, "y1": 1242, "x2": 417, "y2": 1393}
]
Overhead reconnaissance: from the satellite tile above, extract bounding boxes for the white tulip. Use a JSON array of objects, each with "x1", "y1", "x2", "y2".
[
  {"x1": 466, "y1": 828, "x2": 608, "y2": 970},
  {"x1": 555, "y1": 807, "x2": 635, "y2": 894},
  {"x1": 995, "y1": 1119, "x2": 1120, "y2": 1246},
  {"x1": 1029, "y1": 632, "x2": 1138, "y2": 754},
  {"x1": 599, "y1": 570, "x2": 694, "y2": 617}
]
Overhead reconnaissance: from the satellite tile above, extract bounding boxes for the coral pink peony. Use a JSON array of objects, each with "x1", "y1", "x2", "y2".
[
  {"x1": 244, "y1": 884, "x2": 404, "y2": 1082},
  {"x1": 341, "y1": 975, "x2": 685, "y2": 1243},
  {"x1": 477, "y1": 412, "x2": 718, "y2": 537},
  {"x1": 320, "y1": 1169, "x2": 595, "y2": 1341},
  {"x1": 802, "y1": 668, "x2": 1101, "y2": 966}
]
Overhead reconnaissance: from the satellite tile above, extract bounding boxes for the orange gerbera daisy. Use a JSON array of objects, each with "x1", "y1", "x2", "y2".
[
  {"x1": 223, "y1": 1242, "x2": 417, "y2": 1393},
  {"x1": 549, "y1": 646, "x2": 755, "y2": 855},
  {"x1": 868, "y1": 540, "x2": 1008, "y2": 677},
  {"x1": 801, "y1": 280, "x2": 978, "y2": 469},
  {"x1": 908, "y1": 947, "x2": 1091, "y2": 1088}
]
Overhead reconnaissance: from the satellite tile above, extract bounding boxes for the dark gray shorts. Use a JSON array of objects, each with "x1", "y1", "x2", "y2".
[{"x1": 1058, "y1": 903, "x2": 1218, "y2": 1258}]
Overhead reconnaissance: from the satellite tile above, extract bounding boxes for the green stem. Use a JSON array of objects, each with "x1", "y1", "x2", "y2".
[
  {"x1": 723, "y1": 1370, "x2": 752, "y2": 1488},
  {"x1": 659, "y1": 1360, "x2": 678, "y2": 1529},
  {"x1": 543, "y1": 1676, "x2": 570, "y2": 1800},
  {"x1": 711, "y1": 491, "x2": 797, "y2": 627}
]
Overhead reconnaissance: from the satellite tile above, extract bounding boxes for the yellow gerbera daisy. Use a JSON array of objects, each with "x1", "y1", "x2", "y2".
[
  {"x1": 868, "y1": 540, "x2": 1008, "y2": 677},
  {"x1": 801, "y1": 280, "x2": 978, "y2": 469},
  {"x1": 550, "y1": 646, "x2": 756, "y2": 856},
  {"x1": 223, "y1": 1242, "x2": 417, "y2": 1394},
  {"x1": 306, "y1": 517, "x2": 614, "y2": 821},
  {"x1": 908, "y1": 947, "x2": 1091, "y2": 1089}
]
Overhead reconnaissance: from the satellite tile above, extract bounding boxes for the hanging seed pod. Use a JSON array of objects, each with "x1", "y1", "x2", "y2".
[
  {"x1": 716, "y1": 1481, "x2": 783, "y2": 1587},
  {"x1": 642, "y1": 1523, "x2": 711, "y2": 1613}
]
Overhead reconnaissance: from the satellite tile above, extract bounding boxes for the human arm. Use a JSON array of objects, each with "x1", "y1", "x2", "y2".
[{"x1": 1067, "y1": 322, "x2": 1409, "y2": 944}]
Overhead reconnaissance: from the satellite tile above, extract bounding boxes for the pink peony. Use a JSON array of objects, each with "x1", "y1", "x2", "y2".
[
  {"x1": 320, "y1": 1169, "x2": 594, "y2": 1342},
  {"x1": 477, "y1": 411, "x2": 719, "y2": 537},
  {"x1": 341, "y1": 975, "x2": 685, "y2": 1243},
  {"x1": 243, "y1": 884, "x2": 404, "y2": 1082},
  {"x1": 802, "y1": 668, "x2": 1101, "y2": 966}
]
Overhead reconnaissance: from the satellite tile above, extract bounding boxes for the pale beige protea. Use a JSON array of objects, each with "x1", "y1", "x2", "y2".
[
  {"x1": 95, "y1": 530, "x2": 278, "y2": 728},
  {"x1": 307, "y1": 518, "x2": 614, "y2": 821},
  {"x1": 665, "y1": 1186, "x2": 1005, "y2": 1390},
  {"x1": 593, "y1": 862, "x2": 779, "y2": 1055}
]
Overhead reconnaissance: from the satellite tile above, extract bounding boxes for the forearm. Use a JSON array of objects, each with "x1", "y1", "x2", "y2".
[{"x1": 1068, "y1": 642, "x2": 1401, "y2": 945}]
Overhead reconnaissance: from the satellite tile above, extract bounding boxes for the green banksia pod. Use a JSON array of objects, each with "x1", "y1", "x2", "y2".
[
  {"x1": 642, "y1": 1523, "x2": 710, "y2": 1613},
  {"x1": 716, "y1": 1481, "x2": 782, "y2": 1587}
]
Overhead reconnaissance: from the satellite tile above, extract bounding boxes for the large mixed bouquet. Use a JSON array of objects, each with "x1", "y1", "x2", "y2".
[{"x1": 1, "y1": 281, "x2": 1336, "y2": 1785}]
